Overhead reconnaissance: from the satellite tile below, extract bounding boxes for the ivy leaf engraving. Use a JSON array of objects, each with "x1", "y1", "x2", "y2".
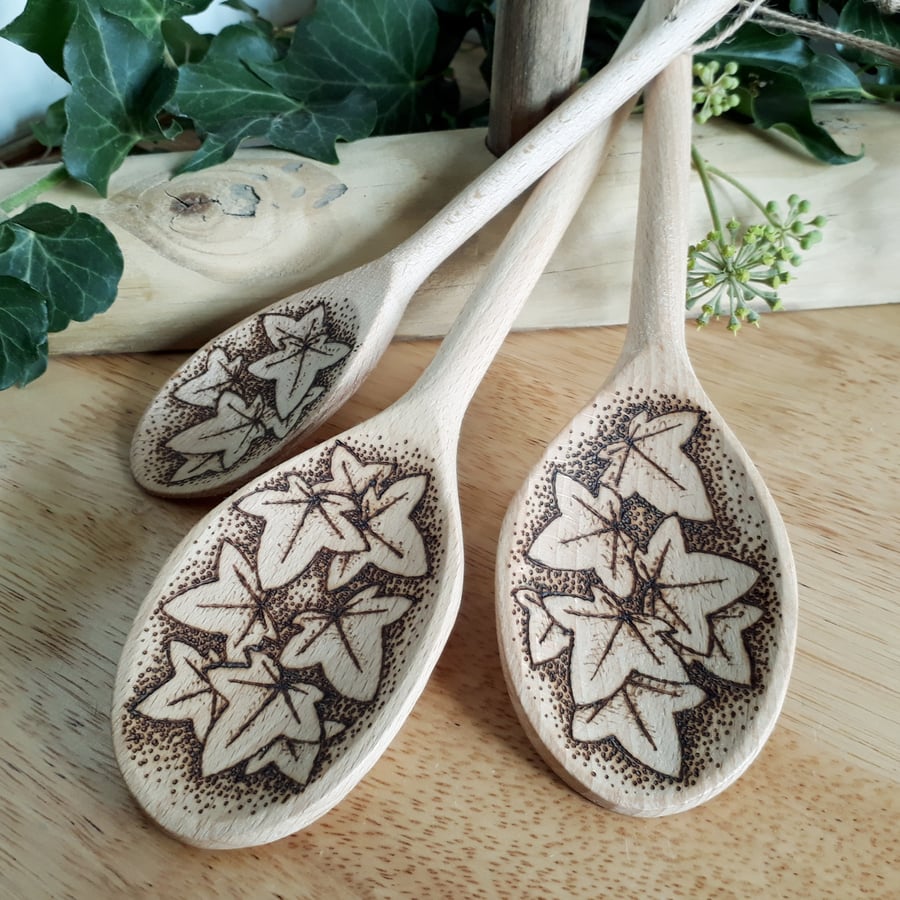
[
  {"x1": 315, "y1": 443, "x2": 395, "y2": 497},
  {"x1": 687, "y1": 602, "x2": 764, "y2": 685},
  {"x1": 572, "y1": 676, "x2": 707, "y2": 778},
  {"x1": 512, "y1": 588, "x2": 572, "y2": 664},
  {"x1": 280, "y1": 585, "x2": 413, "y2": 701},
  {"x1": 173, "y1": 348, "x2": 244, "y2": 408},
  {"x1": 247, "y1": 305, "x2": 351, "y2": 420},
  {"x1": 269, "y1": 386, "x2": 325, "y2": 439},
  {"x1": 528, "y1": 472, "x2": 635, "y2": 596},
  {"x1": 543, "y1": 588, "x2": 688, "y2": 704},
  {"x1": 163, "y1": 541, "x2": 278, "y2": 659},
  {"x1": 202, "y1": 652, "x2": 324, "y2": 777},
  {"x1": 327, "y1": 474, "x2": 429, "y2": 590},
  {"x1": 166, "y1": 391, "x2": 268, "y2": 468},
  {"x1": 635, "y1": 516, "x2": 759, "y2": 654},
  {"x1": 134, "y1": 641, "x2": 223, "y2": 740},
  {"x1": 170, "y1": 452, "x2": 226, "y2": 484},
  {"x1": 599, "y1": 410, "x2": 714, "y2": 521},
  {"x1": 245, "y1": 737, "x2": 320, "y2": 785},
  {"x1": 237, "y1": 474, "x2": 367, "y2": 590}
]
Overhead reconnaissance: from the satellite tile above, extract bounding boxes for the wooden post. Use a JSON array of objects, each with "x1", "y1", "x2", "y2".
[{"x1": 486, "y1": 0, "x2": 592, "y2": 155}]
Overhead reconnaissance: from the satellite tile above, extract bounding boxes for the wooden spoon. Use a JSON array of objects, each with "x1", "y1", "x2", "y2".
[
  {"x1": 111, "y1": 34, "x2": 665, "y2": 843},
  {"x1": 495, "y1": 56, "x2": 798, "y2": 816},
  {"x1": 129, "y1": 0, "x2": 739, "y2": 499}
]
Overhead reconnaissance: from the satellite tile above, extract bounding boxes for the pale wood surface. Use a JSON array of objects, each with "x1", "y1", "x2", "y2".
[
  {"x1": 114, "y1": 93, "x2": 624, "y2": 846},
  {"x1": 4, "y1": 112, "x2": 892, "y2": 356},
  {"x1": 496, "y1": 57, "x2": 798, "y2": 815},
  {"x1": 125, "y1": 0, "x2": 661, "y2": 500},
  {"x1": 1, "y1": 304, "x2": 897, "y2": 895}
]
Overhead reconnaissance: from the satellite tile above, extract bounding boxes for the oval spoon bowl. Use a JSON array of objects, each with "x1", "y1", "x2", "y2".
[
  {"x1": 115, "y1": 415, "x2": 463, "y2": 847},
  {"x1": 495, "y1": 54, "x2": 798, "y2": 816}
]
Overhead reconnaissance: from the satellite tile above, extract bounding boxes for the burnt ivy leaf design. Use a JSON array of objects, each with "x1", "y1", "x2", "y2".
[
  {"x1": 686, "y1": 602, "x2": 764, "y2": 685},
  {"x1": 163, "y1": 541, "x2": 278, "y2": 659},
  {"x1": 247, "y1": 306, "x2": 352, "y2": 421},
  {"x1": 166, "y1": 391, "x2": 268, "y2": 469},
  {"x1": 269, "y1": 386, "x2": 324, "y2": 439},
  {"x1": 202, "y1": 652, "x2": 324, "y2": 778},
  {"x1": 572, "y1": 675, "x2": 707, "y2": 778},
  {"x1": 598, "y1": 410, "x2": 713, "y2": 521},
  {"x1": 513, "y1": 588, "x2": 571, "y2": 665},
  {"x1": 528, "y1": 472, "x2": 635, "y2": 596},
  {"x1": 170, "y1": 451, "x2": 226, "y2": 484},
  {"x1": 244, "y1": 737, "x2": 320, "y2": 785},
  {"x1": 134, "y1": 641, "x2": 223, "y2": 740},
  {"x1": 543, "y1": 587, "x2": 688, "y2": 705},
  {"x1": 315, "y1": 443, "x2": 395, "y2": 497},
  {"x1": 173, "y1": 347, "x2": 244, "y2": 408},
  {"x1": 326, "y1": 473, "x2": 429, "y2": 590},
  {"x1": 237, "y1": 474, "x2": 367, "y2": 590},
  {"x1": 245, "y1": 719, "x2": 346, "y2": 783},
  {"x1": 635, "y1": 516, "x2": 759, "y2": 655},
  {"x1": 280, "y1": 585, "x2": 413, "y2": 701}
]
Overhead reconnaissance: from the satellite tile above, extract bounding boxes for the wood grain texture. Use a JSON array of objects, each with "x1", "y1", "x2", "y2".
[
  {"x1": 0, "y1": 304, "x2": 897, "y2": 894},
  {"x1": 486, "y1": 0, "x2": 591, "y2": 154},
  {"x1": 113, "y1": 102, "x2": 629, "y2": 846},
  {"x1": 4, "y1": 120, "x2": 892, "y2": 356},
  {"x1": 495, "y1": 57, "x2": 797, "y2": 815},
  {"x1": 125, "y1": 0, "x2": 668, "y2": 500}
]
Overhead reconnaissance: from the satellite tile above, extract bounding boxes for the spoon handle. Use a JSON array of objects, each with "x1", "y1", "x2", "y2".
[
  {"x1": 402, "y1": 0, "x2": 683, "y2": 428},
  {"x1": 620, "y1": 53, "x2": 694, "y2": 360},
  {"x1": 390, "y1": 0, "x2": 736, "y2": 289}
]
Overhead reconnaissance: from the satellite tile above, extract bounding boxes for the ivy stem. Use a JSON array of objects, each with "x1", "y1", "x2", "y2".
[
  {"x1": 701, "y1": 161, "x2": 774, "y2": 223},
  {"x1": 690, "y1": 145, "x2": 724, "y2": 235},
  {"x1": 0, "y1": 165, "x2": 69, "y2": 217}
]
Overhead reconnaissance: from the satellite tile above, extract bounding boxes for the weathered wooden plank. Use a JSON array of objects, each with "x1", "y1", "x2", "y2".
[{"x1": 0, "y1": 105, "x2": 894, "y2": 355}]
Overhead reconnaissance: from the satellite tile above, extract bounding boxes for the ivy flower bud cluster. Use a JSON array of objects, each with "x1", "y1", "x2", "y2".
[
  {"x1": 686, "y1": 61, "x2": 827, "y2": 334},
  {"x1": 692, "y1": 60, "x2": 740, "y2": 124},
  {"x1": 687, "y1": 220, "x2": 793, "y2": 332}
]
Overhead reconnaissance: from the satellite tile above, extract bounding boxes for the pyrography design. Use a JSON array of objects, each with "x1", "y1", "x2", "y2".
[
  {"x1": 511, "y1": 407, "x2": 763, "y2": 779},
  {"x1": 132, "y1": 444, "x2": 430, "y2": 786}
]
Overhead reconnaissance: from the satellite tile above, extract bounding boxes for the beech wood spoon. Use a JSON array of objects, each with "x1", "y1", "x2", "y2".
[
  {"x1": 495, "y1": 55, "x2": 798, "y2": 817},
  {"x1": 111, "y1": 42, "x2": 659, "y2": 845},
  {"x1": 130, "y1": 0, "x2": 738, "y2": 499}
]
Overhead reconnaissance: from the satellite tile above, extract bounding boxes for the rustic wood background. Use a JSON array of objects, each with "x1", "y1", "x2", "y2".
[{"x1": 1, "y1": 304, "x2": 896, "y2": 896}]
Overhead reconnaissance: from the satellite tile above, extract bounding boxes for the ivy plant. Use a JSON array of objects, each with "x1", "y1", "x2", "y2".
[{"x1": 0, "y1": 0, "x2": 897, "y2": 386}]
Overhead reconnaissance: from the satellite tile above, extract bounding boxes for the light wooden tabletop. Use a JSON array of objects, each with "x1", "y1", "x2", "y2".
[{"x1": 1, "y1": 305, "x2": 897, "y2": 898}]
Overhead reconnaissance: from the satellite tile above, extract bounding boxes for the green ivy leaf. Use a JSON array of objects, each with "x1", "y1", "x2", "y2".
[
  {"x1": 32, "y1": 98, "x2": 69, "y2": 149},
  {"x1": 699, "y1": 23, "x2": 811, "y2": 71},
  {"x1": 172, "y1": 22, "x2": 376, "y2": 169},
  {"x1": 838, "y1": 0, "x2": 900, "y2": 72},
  {"x1": 795, "y1": 54, "x2": 869, "y2": 101},
  {"x1": 0, "y1": 0, "x2": 77, "y2": 78},
  {"x1": 744, "y1": 68, "x2": 862, "y2": 165},
  {"x1": 161, "y1": 17, "x2": 212, "y2": 66},
  {"x1": 0, "y1": 277, "x2": 49, "y2": 390},
  {"x1": 0, "y1": 204, "x2": 124, "y2": 333},
  {"x1": 63, "y1": 5, "x2": 178, "y2": 195},
  {"x1": 251, "y1": 0, "x2": 440, "y2": 134},
  {"x1": 100, "y1": 0, "x2": 214, "y2": 39}
]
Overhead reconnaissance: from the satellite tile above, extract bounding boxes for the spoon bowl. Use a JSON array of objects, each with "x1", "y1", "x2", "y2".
[
  {"x1": 129, "y1": 0, "x2": 740, "y2": 499},
  {"x1": 495, "y1": 56, "x2": 798, "y2": 816},
  {"x1": 113, "y1": 46, "x2": 651, "y2": 844}
]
